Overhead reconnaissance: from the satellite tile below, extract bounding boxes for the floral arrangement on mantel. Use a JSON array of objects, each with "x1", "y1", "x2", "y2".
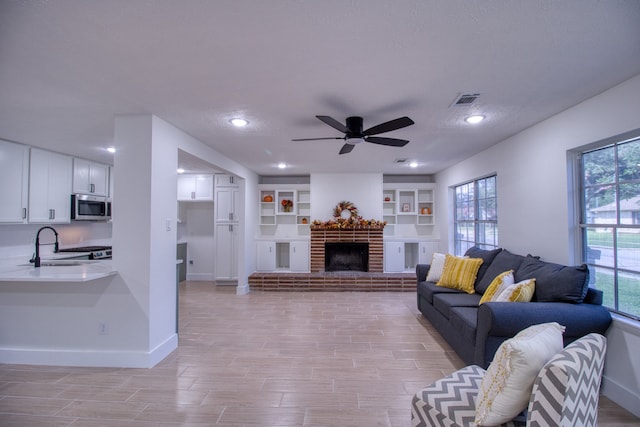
[{"x1": 311, "y1": 201, "x2": 386, "y2": 230}]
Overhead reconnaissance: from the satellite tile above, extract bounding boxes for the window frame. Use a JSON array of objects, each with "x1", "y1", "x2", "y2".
[
  {"x1": 574, "y1": 128, "x2": 640, "y2": 321},
  {"x1": 452, "y1": 174, "x2": 498, "y2": 256}
]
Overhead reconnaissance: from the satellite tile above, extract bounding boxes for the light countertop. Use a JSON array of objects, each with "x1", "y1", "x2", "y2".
[{"x1": 0, "y1": 258, "x2": 116, "y2": 282}]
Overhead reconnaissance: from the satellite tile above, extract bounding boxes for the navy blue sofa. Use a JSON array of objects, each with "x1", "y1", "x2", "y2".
[{"x1": 416, "y1": 247, "x2": 612, "y2": 368}]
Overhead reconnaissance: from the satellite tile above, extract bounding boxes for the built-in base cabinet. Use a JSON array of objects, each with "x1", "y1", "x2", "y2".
[
  {"x1": 256, "y1": 241, "x2": 309, "y2": 272},
  {"x1": 384, "y1": 241, "x2": 439, "y2": 272}
]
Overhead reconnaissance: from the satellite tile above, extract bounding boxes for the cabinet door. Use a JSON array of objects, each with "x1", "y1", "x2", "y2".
[
  {"x1": 215, "y1": 223, "x2": 237, "y2": 280},
  {"x1": 177, "y1": 175, "x2": 195, "y2": 200},
  {"x1": 419, "y1": 241, "x2": 440, "y2": 264},
  {"x1": 384, "y1": 241, "x2": 405, "y2": 272},
  {"x1": 73, "y1": 159, "x2": 109, "y2": 196},
  {"x1": 90, "y1": 162, "x2": 109, "y2": 196},
  {"x1": 215, "y1": 187, "x2": 239, "y2": 221},
  {"x1": 194, "y1": 174, "x2": 214, "y2": 200},
  {"x1": 0, "y1": 140, "x2": 29, "y2": 223},
  {"x1": 256, "y1": 241, "x2": 276, "y2": 271},
  {"x1": 215, "y1": 174, "x2": 237, "y2": 187},
  {"x1": 290, "y1": 241, "x2": 309, "y2": 272},
  {"x1": 28, "y1": 149, "x2": 72, "y2": 223}
]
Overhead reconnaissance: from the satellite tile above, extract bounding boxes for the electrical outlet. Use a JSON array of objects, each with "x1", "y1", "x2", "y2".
[{"x1": 99, "y1": 322, "x2": 109, "y2": 335}]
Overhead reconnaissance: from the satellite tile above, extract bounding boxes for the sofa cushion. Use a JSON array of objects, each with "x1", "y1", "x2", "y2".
[
  {"x1": 425, "y1": 252, "x2": 446, "y2": 282},
  {"x1": 433, "y1": 292, "x2": 482, "y2": 319},
  {"x1": 464, "y1": 246, "x2": 502, "y2": 290},
  {"x1": 515, "y1": 255, "x2": 589, "y2": 303},
  {"x1": 479, "y1": 270, "x2": 514, "y2": 304},
  {"x1": 437, "y1": 254, "x2": 484, "y2": 294},
  {"x1": 449, "y1": 306, "x2": 479, "y2": 347},
  {"x1": 417, "y1": 280, "x2": 460, "y2": 304},
  {"x1": 475, "y1": 249, "x2": 526, "y2": 294}
]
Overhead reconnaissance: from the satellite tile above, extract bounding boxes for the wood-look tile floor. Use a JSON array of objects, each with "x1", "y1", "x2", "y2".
[{"x1": 1, "y1": 281, "x2": 638, "y2": 426}]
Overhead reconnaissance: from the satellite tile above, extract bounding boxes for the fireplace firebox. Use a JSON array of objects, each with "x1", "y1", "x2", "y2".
[{"x1": 325, "y1": 242, "x2": 369, "y2": 272}]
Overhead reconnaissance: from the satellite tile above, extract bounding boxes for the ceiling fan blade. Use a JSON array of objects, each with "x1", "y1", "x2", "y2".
[
  {"x1": 316, "y1": 115, "x2": 348, "y2": 133},
  {"x1": 363, "y1": 116, "x2": 414, "y2": 136},
  {"x1": 339, "y1": 143, "x2": 355, "y2": 154},
  {"x1": 292, "y1": 137, "x2": 343, "y2": 141},
  {"x1": 365, "y1": 136, "x2": 410, "y2": 147}
]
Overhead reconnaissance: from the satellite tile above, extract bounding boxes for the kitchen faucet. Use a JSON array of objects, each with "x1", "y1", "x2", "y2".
[{"x1": 30, "y1": 226, "x2": 59, "y2": 267}]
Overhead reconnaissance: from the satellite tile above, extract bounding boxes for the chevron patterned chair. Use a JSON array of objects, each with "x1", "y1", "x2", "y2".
[{"x1": 411, "y1": 333, "x2": 607, "y2": 427}]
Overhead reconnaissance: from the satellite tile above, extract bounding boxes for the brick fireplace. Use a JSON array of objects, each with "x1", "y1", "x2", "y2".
[
  {"x1": 249, "y1": 223, "x2": 415, "y2": 291},
  {"x1": 310, "y1": 226, "x2": 384, "y2": 273}
]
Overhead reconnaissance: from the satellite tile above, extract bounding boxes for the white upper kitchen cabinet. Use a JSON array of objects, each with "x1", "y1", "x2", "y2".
[
  {"x1": 28, "y1": 148, "x2": 73, "y2": 224},
  {"x1": 72, "y1": 158, "x2": 109, "y2": 196},
  {"x1": 0, "y1": 140, "x2": 29, "y2": 223},
  {"x1": 177, "y1": 174, "x2": 214, "y2": 201}
]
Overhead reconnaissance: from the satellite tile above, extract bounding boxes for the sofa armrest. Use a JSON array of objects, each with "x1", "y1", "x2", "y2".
[
  {"x1": 475, "y1": 301, "x2": 612, "y2": 367},
  {"x1": 416, "y1": 264, "x2": 431, "y2": 282}
]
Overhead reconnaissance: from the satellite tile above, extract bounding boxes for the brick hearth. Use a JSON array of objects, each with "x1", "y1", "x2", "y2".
[{"x1": 248, "y1": 271, "x2": 415, "y2": 291}]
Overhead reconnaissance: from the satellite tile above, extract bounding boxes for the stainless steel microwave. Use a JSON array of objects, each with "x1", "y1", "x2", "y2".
[{"x1": 71, "y1": 194, "x2": 112, "y2": 221}]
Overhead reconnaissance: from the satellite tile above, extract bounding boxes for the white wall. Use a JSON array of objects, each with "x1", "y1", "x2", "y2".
[
  {"x1": 435, "y1": 73, "x2": 640, "y2": 416},
  {"x1": 184, "y1": 202, "x2": 215, "y2": 281},
  {"x1": 310, "y1": 173, "x2": 383, "y2": 220}
]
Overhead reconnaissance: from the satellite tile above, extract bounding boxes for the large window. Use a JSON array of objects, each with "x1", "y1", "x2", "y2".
[
  {"x1": 580, "y1": 134, "x2": 640, "y2": 320},
  {"x1": 453, "y1": 175, "x2": 498, "y2": 256}
]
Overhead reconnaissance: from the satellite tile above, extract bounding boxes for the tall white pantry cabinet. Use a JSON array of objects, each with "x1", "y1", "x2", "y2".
[{"x1": 214, "y1": 174, "x2": 240, "y2": 283}]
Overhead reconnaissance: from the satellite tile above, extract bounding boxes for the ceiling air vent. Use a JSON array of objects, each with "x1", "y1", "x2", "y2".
[{"x1": 451, "y1": 92, "x2": 480, "y2": 107}]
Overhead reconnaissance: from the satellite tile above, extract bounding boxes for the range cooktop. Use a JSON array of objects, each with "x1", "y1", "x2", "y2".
[{"x1": 58, "y1": 246, "x2": 112, "y2": 259}]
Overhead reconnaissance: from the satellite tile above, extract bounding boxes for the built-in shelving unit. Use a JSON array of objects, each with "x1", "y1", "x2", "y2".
[{"x1": 382, "y1": 183, "x2": 435, "y2": 236}]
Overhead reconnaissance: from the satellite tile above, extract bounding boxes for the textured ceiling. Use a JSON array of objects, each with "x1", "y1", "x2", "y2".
[{"x1": 1, "y1": 1, "x2": 640, "y2": 175}]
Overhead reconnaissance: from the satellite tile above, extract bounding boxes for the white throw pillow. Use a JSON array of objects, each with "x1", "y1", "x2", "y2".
[
  {"x1": 474, "y1": 322, "x2": 565, "y2": 426},
  {"x1": 426, "y1": 252, "x2": 446, "y2": 282}
]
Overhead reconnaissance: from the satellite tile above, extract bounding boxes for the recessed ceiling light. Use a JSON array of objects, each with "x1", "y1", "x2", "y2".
[
  {"x1": 107, "y1": 146, "x2": 116, "y2": 153},
  {"x1": 177, "y1": 168, "x2": 185, "y2": 174},
  {"x1": 277, "y1": 162, "x2": 287, "y2": 169},
  {"x1": 409, "y1": 161, "x2": 418, "y2": 168},
  {"x1": 465, "y1": 115, "x2": 485, "y2": 124},
  {"x1": 230, "y1": 118, "x2": 248, "y2": 127}
]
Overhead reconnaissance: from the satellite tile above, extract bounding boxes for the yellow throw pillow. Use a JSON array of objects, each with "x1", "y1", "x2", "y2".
[
  {"x1": 479, "y1": 270, "x2": 514, "y2": 304},
  {"x1": 436, "y1": 254, "x2": 483, "y2": 294},
  {"x1": 494, "y1": 279, "x2": 536, "y2": 302}
]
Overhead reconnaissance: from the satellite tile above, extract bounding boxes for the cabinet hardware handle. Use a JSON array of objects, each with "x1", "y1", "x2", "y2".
[
  {"x1": 90, "y1": 183, "x2": 95, "y2": 193},
  {"x1": 191, "y1": 191, "x2": 195, "y2": 200},
  {"x1": 229, "y1": 224, "x2": 233, "y2": 232},
  {"x1": 229, "y1": 213, "x2": 233, "y2": 221},
  {"x1": 398, "y1": 247, "x2": 401, "y2": 253},
  {"x1": 22, "y1": 208, "x2": 27, "y2": 219},
  {"x1": 49, "y1": 209, "x2": 55, "y2": 220}
]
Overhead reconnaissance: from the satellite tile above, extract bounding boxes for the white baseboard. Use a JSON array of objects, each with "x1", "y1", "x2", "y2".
[
  {"x1": 0, "y1": 334, "x2": 178, "y2": 368},
  {"x1": 602, "y1": 374, "x2": 640, "y2": 418},
  {"x1": 186, "y1": 273, "x2": 214, "y2": 281}
]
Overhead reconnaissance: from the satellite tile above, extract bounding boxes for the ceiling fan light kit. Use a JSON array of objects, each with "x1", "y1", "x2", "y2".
[{"x1": 293, "y1": 115, "x2": 415, "y2": 155}]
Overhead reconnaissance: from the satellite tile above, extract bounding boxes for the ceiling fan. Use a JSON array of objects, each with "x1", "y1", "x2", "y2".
[{"x1": 293, "y1": 115, "x2": 415, "y2": 154}]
